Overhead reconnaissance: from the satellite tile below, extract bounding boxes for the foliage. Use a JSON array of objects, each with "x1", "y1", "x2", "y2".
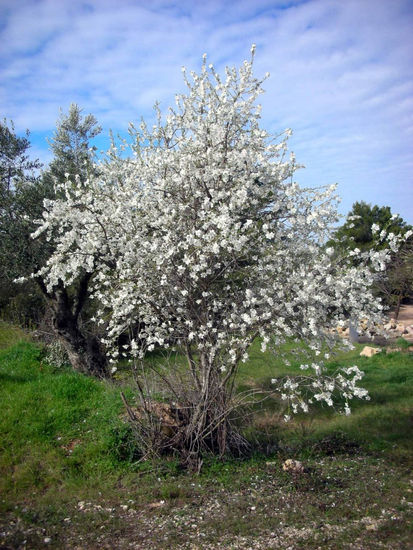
[
  {"x1": 32, "y1": 48, "x2": 393, "y2": 463},
  {"x1": 0, "y1": 119, "x2": 50, "y2": 277},
  {"x1": 331, "y1": 201, "x2": 413, "y2": 315},
  {"x1": 331, "y1": 201, "x2": 410, "y2": 252},
  {"x1": 0, "y1": 118, "x2": 41, "y2": 191},
  {"x1": 43, "y1": 102, "x2": 102, "y2": 188},
  {"x1": 375, "y1": 235, "x2": 413, "y2": 315},
  {"x1": 0, "y1": 119, "x2": 50, "y2": 325}
]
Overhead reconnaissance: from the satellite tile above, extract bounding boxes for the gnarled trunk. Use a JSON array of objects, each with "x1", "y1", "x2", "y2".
[
  {"x1": 394, "y1": 293, "x2": 402, "y2": 321},
  {"x1": 38, "y1": 276, "x2": 108, "y2": 379}
]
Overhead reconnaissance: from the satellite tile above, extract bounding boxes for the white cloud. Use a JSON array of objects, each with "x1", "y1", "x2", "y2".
[{"x1": 1, "y1": 0, "x2": 412, "y2": 221}]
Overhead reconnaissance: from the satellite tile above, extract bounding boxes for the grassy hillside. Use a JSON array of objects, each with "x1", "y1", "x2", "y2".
[{"x1": 0, "y1": 323, "x2": 412, "y2": 549}]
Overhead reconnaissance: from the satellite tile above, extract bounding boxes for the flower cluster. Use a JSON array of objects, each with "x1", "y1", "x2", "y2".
[{"x1": 273, "y1": 364, "x2": 370, "y2": 421}]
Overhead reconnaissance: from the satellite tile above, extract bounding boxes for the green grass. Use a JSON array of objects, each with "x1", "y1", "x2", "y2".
[
  {"x1": 0, "y1": 340, "x2": 144, "y2": 503},
  {"x1": 0, "y1": 326, "x2": 412, "y2": 549},
  {"x1": 0, "y1": 319, "x2": 29, "y2": 348},
  {"x1": 234, "y1": 339, "x2": 413, "y2": 461}
]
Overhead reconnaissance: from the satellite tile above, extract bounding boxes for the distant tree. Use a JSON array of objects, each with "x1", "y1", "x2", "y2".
[
  {"x1": 375, "y1": 236, "x2": 413, "y2": 319},
  {"x1": 0, "y1": 119, "x2": 41, "y2": 190},
  {"x1": 43, "y1": 103, "x2": 101, "y2": 187},
  {"x1": 331, "y1": 201, "x2": 409, "y2": 252},
  {"x1": 331, "y1": 201, "x2": 413, "y2": 319},
  {"x1": 0, "y1": 119, "x2": 47, "y2": 325}
]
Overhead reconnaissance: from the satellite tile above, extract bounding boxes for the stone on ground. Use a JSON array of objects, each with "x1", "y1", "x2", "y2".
[{"x1": 360, "y1": 346, "x2": 382, "y2": 357}]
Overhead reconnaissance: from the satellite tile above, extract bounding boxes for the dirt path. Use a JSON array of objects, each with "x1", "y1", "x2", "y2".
[{"x1": 389, "y1": 303, "x2": 413, "y2": 325}]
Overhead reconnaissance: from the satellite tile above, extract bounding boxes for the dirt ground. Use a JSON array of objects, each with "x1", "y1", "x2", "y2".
[
  {"x1": 387, "y1": 302, "x2": 413, "y2": 342},
  {"x1": 390, "y1": 303, "x2": 413, "y2": 325}
]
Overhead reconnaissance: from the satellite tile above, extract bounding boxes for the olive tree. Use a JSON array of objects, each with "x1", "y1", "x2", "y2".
[
  {"x1": 38, "y1": 104, "x2": 108, "y2": 377},
  {"x1": 12, "y1": 107, "x2": 108, "y2": 377}
]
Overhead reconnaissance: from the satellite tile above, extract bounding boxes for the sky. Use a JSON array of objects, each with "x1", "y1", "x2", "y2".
[{"x1": 1, "y1": 0, "x2": 412, "y2": 222}]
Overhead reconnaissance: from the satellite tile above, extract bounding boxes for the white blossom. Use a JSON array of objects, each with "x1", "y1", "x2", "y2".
[{"x1": 31, "y1": 48, "x2": 389, "y2": 422}]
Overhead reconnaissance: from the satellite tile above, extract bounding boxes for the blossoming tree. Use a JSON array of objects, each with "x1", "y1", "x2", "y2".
[{"x1": 34, "y1": 47, "x2": 391, "y2": 465}]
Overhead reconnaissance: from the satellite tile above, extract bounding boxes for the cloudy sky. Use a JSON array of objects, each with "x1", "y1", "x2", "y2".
[{"x1": 1, "y1": 0, "x2": 412, "y2": 222}]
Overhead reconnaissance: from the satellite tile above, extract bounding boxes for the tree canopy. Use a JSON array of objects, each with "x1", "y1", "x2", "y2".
[
  {"x1": 0, "y1": 120, "x2": 47, "y2": 324},
  {"x1": 44, "y1": 103, "x2": 102, "y2": 186},
  {"x1": 0, "y1": 119, "x2": 41, "y2": 192},
  {"x1": 32, "y1": 48, "x2": 392, "y2": 464}
]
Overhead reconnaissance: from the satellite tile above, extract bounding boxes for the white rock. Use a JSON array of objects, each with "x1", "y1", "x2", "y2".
[
  {"x1": 282, "y1": 459, "x2": 304, "y2": 473},
  {"x1": 360, "y1": 346, "x2": 381, "y2": 357}
]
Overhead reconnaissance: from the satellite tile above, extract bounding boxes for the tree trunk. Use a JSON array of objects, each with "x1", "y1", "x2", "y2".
[
  {"x1": 183, "y1": 357, "x2": 244, "y2": 460},
  {"x1": 394, "y1": 293, "x2": 402, "y2": 321},
  {"x1": 37, "y1": 277, "x2": 108, "y2": 378}
]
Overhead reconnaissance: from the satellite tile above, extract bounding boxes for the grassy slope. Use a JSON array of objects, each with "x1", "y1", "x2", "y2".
[
  {"x1": 0, "y1": 341, "x2": 137, "y2": 501},
  {"x1": 0, "y1": 323, "x2": 412, "y2": 549}
]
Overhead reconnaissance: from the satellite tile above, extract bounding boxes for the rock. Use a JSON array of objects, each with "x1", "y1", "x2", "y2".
[
  {"x1": 336, "y1": 325, "x2": 349, "y2": 338},
  {"x1": 282, "y1": 459, "x2": 304, "y2": 474},
  {"x1": 121, "y1": 396, "x2": 186, "y2": 438},
  {"x1": 365, "y1": 521, "x2": 379, "y2": 531},
  {"x1": 360, "y1": 346, "x2": 381, "y2": 357}
]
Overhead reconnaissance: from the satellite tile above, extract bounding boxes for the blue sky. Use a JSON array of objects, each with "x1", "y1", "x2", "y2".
[{"x1": 1, "y1": 0, "x2": 412, "y2": 222}]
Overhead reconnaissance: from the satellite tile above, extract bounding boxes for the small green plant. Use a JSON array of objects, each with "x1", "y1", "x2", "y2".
[
  {"x1": 43, "y1": 339, "x2": 70, "y2": 368},
  {"x1": 106, "y1": 423, "x2": 142, "y2": 464},
  {"x1": 395, "y1": 336, "x2": 411, "y2": 349}
]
